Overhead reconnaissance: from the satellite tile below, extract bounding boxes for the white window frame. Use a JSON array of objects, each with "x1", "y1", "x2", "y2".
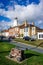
[
  {"x1": 38, "y1": 32, "x2": 43, "y2": 39},
  {"x1": 24, "y1": 27, "x2": 28, "y2": 32}
]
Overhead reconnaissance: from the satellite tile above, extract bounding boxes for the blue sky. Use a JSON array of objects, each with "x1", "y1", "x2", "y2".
[{"x1": 0, "y1": 0, "x2": 43, "y2": 31}]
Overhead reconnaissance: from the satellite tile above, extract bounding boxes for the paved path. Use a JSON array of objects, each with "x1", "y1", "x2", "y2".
[{"x1": 10, "y1": 41, "x2": 43, "y2": 53}]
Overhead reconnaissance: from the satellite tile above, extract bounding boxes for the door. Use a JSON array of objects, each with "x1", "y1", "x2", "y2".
[{"x1": 24, "y1": 27, "x2": 29, "y2": 36}]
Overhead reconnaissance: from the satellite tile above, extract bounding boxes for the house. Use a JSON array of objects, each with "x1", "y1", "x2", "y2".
[
  {"x1": 18, "y1": 21, "x2": 43, "y2": 38},
  {"x1": 3, "y1": 18, "x2": 43, "y2": 39},
  {"x1": 8, "y1": 26, "x2": 20, "y2": 37},
  {"x1": 38, "y1": 32, "x2": 43, "y2": 39},
  {"x1": 2, "y1": 30, "x2": 9, "y2": 37}
]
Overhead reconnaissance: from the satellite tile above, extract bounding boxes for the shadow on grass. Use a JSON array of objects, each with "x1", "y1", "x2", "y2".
[
  {"x1": 0, "y1": 51, "x2": 10, "y2": 53},
  {"x1": 0, "y1": 51, "x2": 39, "y2": 57},
  {"x1": 24, "y1": 53, "x2": 39, "y2": 59},
  {"x1": 0, "y1": 40, "x2": 11, "y2": 42}
]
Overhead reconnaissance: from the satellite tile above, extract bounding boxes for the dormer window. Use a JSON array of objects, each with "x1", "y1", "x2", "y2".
[
  {"x1": 32, "y1": 27, "x2": 35, "y2": 31},
  {"x1": 24, "y1": 27, "x2": 28, "y2": 32}
]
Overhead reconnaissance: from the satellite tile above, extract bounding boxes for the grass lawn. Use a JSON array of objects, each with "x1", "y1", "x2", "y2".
[
  {"x1": 0, "y1": 41, "x2": 43, "y2": 65},
  {"x1": 14, "y1": 38, "x2": 43, "y2": 47}
]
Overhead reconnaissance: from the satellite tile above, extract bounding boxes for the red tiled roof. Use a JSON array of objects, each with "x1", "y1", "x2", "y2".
[
  {"x1": 3, "y1": 30, "x2": 9, "y2": 32},
  {"x1": 3, "y1": 23, "x2": 43, "y2": 32}
]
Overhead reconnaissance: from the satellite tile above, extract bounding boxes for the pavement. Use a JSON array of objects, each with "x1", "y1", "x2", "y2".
[{"x1": 10, "y1": 41, "x2": 43, "y2": 54}]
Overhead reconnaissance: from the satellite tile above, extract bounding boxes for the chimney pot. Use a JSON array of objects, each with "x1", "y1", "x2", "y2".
[{"x1": 24, "y1": 20, "x2": 27, "y2": 27}]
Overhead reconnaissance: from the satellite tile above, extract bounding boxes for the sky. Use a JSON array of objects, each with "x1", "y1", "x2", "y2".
[{"x1": 0, "y1": 0, "x2": 43, "y2": 31}]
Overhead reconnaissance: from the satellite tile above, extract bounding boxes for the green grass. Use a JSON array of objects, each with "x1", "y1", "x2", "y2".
[
  {"x1": 14, "y1": 38, "x2": 43, "y2": 47},
  {"x1": 0, "y1": 42, "x2": 15, "y2": 52},
  {"x1": 0, "y1": 41, "x2": 43, "y2": 65}
]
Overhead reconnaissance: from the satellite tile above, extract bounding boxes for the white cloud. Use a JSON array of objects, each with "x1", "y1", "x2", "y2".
[
  {"x1": 0, "y1": 0, "x2": 43, "y2": 29},
  {"x1": 1, "y1": 0, "x2": 43, "y2": 20},
  {"x1": 38, "y1": 20, "x2": 43, "y2": 24},
  {"x1": 1, "y1": 20, "x2": 13, "y2": 26},
  {"x1": 0, "y1": 20, "x2": 13, "y2": 30}
]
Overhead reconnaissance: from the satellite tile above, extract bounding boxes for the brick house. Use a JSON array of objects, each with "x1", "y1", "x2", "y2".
[
  {"x1": 2, "y1": 17, "x2": 43, "y2": 39},
  {"x1": 19, "y1": 21, "x2": 43, "y2": 37},
  {"x1": 8, "y1": 26, "x2": 20, "y2": 37},
  {"x1": 3, "y1": 21, "x2": 43, "y2": 38}
]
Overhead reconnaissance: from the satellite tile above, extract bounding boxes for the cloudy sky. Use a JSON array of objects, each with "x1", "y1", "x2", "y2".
[{"x1": 0, "y1": 0, "x2": 43, "y2": 31}]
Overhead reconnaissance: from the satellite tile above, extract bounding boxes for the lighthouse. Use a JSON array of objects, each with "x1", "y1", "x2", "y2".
[{"x1": 12, "y1": 17, "x2": 18, "y2": 27}]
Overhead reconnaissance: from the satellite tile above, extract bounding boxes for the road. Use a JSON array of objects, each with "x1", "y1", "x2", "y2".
[{"x1": 10, "y1": 41, "x2": 43, "y2": 53}]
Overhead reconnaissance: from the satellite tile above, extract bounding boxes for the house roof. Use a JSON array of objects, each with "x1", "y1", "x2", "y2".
[
  {"x1": 3, "y1": 22, "x2": 43, "y2": 32},
  {"x1": 19, "y1": 23, "x2": 35, "y2": 29},
  {"x1": 3, "y1": 30, "x2": 9, "y2": 32},
  {"x1": 36, "y1": 27, "x2": 43, "y2": 32}
]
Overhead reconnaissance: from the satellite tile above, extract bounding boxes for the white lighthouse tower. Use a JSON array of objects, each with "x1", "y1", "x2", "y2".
[{"x1": 12, "y1": 17, "x2": 18, "y2": 27}]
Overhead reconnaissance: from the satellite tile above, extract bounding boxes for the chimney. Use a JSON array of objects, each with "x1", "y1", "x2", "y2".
[
  {"x1": 32, "y1": 22, "x2": 34, "y2": 25},
  {"x1": 24, "y1": 20, "x2": 27, "y2": 27}
]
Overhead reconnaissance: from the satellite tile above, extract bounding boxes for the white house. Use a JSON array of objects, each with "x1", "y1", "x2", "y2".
[
  {"x1": 2, "y1": 30, "x2": 9, "y2": 37},
  {"x1": 38, "y1": 32, "x2": 43, "y2": 39}
]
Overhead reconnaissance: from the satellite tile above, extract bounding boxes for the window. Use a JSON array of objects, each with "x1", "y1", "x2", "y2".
[
  {"x1": 39, "y1": 34, "x2": 43, "y2": 38},
  {"x1": 39, "y1": 35, "x2": 41, "y2": 38},
  {"x1": 39, "y1": 35, "x2": 40, "y2": 38},
  {"x1": 32, "y1": 27, "x2": 35, "y2": 31},
  {"x1": 24, "y1": 27, "x2": 28, "y2": 32},
  {"x1": 41, "y1": 34, "x2": 43, "y2": 38},
  {"x1": 38, "y1": 32, "x2": 43, "y2": 39},
  {"x1": 38, "y1": 34, "x2": 43, "y2": 39}
]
